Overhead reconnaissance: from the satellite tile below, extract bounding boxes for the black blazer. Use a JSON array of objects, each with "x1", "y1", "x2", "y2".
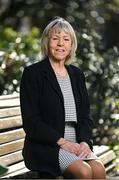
[{"x1": 20, "y1": 57, "x2": 94, "y2": 177}]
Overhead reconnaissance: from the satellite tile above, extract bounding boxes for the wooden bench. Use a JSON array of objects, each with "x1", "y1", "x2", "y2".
[{"x1": 0, "y1": 93, "x2": 116, "y2": 179}]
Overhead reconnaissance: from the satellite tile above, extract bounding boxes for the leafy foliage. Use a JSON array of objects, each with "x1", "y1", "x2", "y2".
[{"x1": 0, "y1": 26, "x2": 41, "y2": 94}]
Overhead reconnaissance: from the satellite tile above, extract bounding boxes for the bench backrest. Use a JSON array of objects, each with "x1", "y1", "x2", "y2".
[{"x1": 0, "y1": 94, "x2": 25, "y2": 166}]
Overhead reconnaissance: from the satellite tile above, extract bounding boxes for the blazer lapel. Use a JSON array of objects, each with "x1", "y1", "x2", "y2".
[{"x1": 41, "y1": 57, "x2": 64, "y2": 104}]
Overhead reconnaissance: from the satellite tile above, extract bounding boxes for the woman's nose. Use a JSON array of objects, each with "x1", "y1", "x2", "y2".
[{"x1": 57, "y1": 38, "x2": 64, "y2": 46}]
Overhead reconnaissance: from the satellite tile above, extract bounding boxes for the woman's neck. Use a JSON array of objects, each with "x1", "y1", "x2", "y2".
[{"x1": 49, "y1": 59, "x2": 67, "y2": 77}]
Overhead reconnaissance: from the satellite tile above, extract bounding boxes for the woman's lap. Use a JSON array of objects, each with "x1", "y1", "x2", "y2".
[{"x1": 59, "y1": 148, "x2": 98, "y2": 173}]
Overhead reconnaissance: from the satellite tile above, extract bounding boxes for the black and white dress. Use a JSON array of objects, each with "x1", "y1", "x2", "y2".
[{"x1": 56, "y1": 73, "x2": 97, "y2": 173}]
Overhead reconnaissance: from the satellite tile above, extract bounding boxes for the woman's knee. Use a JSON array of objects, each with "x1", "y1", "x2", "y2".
[
  {"x1": 92, "y1": 160, "x2": 106, "y2": 173},
  {"x1": 79, "y1": 167, "x2": 92, "y2": 179},
  {"x1": 63, "y1": 160, "x2": 93, "y2": 179},
  {"x1": 88, "y1": 160, "x2": 106, "y2": 178}
]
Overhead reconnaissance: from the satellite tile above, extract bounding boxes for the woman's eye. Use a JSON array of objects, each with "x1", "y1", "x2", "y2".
[
  {"x1": 52, "y1": 37, "x2": 58, "y2": 40},
  {"x1": 64, "y1": 38, "x2": 70, "y2": 41}
]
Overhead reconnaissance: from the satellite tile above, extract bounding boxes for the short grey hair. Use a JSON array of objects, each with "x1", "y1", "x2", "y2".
[{"x1": 41, "y1": 17, "x2": 77, "y2": 64}]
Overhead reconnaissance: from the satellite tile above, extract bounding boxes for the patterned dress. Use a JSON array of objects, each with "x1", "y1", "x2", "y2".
[{"x1": 56, "y1": 73, "x2": 97, "y2": 173}]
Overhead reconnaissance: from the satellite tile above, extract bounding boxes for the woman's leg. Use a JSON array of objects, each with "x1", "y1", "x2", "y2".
[
  {"x1": 87, "y1": 159, "x2": 106, "y2": 179},
  {"x1": 63, "y1": 160, "x2": 92, "y2": 179}
]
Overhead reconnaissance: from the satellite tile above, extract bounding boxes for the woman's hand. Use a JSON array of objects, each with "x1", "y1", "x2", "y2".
[
  {"x1": 57, "y1": 138, "x2": 80, "y2": 155},
  {"x1": 61, "y1": 140, "x2": 81, "y2": 155},
  {"x1": 76, "y1": 141, "x2": 91, "y2": 158},
  {"x1": 57, "y1": 138, "x2": 91, "y2": 158}
]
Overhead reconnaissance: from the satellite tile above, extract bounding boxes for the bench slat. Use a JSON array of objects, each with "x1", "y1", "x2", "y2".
[
  {"x1": 0, "y1": 128, "x2": 25, "y2": 144},
  {"x1": 0, "y1": 98, "x2": 20, "y2": 108},
  {"x1": 0, "y1": 139, "x2": 24, "y2": 156},
  {"x1": 99, "y1": 150, "x2": 116, "y2": 165},
  {"x1": 0, "y1": 107, "x2": 21, "y2": 118},
  {"x1": 0, "y1": 93, "x2": 19, "y2": 100},
  {"x1": 7, "y1": 161, "x2": 26, "y2": 173},
  {"x1": 0, "y1": 115, "x2": 22, "y2": 130},
  {"x1": 105, "y1": 163, "x2": 116, "y2": 172},
  {"x1": 0, "y1": 150, "x2": 23, "y2": 166},
  {"x1": 93, "y1": 145, "x2": 109, "y2": 156}
]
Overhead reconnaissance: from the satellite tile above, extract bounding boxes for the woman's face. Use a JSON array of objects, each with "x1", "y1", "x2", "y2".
[{"x1": 48, "y1": 29, "x2": 72, "y2": 63}]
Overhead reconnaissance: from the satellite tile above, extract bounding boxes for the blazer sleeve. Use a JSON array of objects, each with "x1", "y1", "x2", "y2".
[
  {"x1": 75, "y1": 69, "x2": 94, "y2": 150},
  {"x1": 20, "y1": 66, "x2": 61, "y2": 145}
]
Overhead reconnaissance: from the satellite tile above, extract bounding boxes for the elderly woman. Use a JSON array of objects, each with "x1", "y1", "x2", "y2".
[{"x1": 20, "y1": 17, "x2": 106, "y2": 179}]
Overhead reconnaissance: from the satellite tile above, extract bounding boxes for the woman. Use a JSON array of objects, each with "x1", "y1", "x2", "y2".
[{"x1": 20, "y1": 17, "x2": 106, "y2": 179}]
